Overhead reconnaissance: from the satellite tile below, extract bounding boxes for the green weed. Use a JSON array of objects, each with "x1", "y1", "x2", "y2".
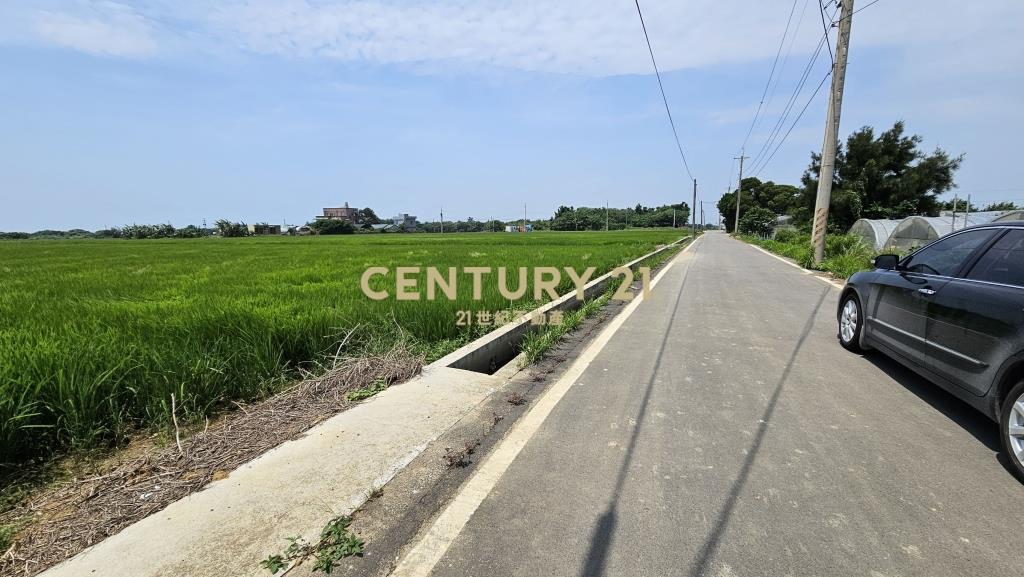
[
  {"x1": 345, "y1": 379, "x2": 388, "y2": 402},
  {"x1": 261, "y1": 515, "x2": 363, "y2": 575},
  {"x1": 742, "y1": 233, "x2": 876, "y2": 279},
  {"x1": 518, "y1": 241, "x2": 685, "y2": 364}
]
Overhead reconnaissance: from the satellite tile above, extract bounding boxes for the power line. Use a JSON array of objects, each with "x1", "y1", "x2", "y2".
[
  {"x1": 817, "y1": 0, "x2": 835, "y2": 65},
  {"x1": 633, "y1": 0, "x2": 694, "y2": 181},
  {"x1": 762, "y1": 0, "x2": 813, "y2": 131},
  {"x1": 740, "y1": 0, "x2": 801, "y2": 152},
  {"x1": 748, "y1": 31, "x2": 828, "y2": 168},
  {"x1": 748, "y1": 28, "x2": 830, "y2": 170},
  {"x1": 751, "y1": 71, "x2": 832, "y2": 176},
  {"x1": 841, "y1": 0, "x2": 882, "y2": 21},
  {"x1": 750, "y1": 0, "x2": 838, "y2": 168},
  {"x1": 818, "y1": 0, "x2": 875, "y2": 31}
]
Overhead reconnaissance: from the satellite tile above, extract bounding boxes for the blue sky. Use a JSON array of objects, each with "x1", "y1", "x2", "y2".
[{"x1": 2, "y1": 0, "x2": 1023, "y2": 231}]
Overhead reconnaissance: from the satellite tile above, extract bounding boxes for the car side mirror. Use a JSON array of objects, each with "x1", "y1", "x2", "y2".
[{"x1": 873, "y1": 254, "x2": 900, "y2": 271}]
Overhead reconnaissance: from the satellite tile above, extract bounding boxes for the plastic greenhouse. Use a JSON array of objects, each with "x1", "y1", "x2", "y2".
[
  {"x1": 848, "y1": 219, "x2": 902, "y2": 251},
  {"x1": 994, "y1": 210, "x2": 1024, "y2": 222}
]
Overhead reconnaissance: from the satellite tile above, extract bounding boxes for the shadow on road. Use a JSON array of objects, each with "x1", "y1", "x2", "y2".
[
  {"x1": 578, "y1": 241, "x2": 699, "y2": 577},
  {"x1": 683, "y1": 286, "x2": 830, "y2": 577},
  {"x1": 861, "y1": 352, "x2": 1022, "y2": 480},
  {"x1": 578, "y1": 242, "x2": 829, "y2": 577}
]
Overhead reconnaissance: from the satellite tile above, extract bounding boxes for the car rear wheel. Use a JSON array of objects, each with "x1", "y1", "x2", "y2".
[
  {"x1": 838, "y1": 294, "x2": 864, "y2": 352},
  {"x1": 1000, "y1": 381, "x2": 1024, "y2": 481}
]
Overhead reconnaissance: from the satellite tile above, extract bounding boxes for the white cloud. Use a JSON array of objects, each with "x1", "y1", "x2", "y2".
[
  {"x1": 32, "y1": 1, "x2": 157, "y2": 58},
  {"x1": 202, "y1": 0, "x2": 790, "y2": 75},
  {"x1": 5, "y1": 0, "x2": 1024, "y2": 78},
  {"x1": 199, "y1": 0, "x2": 1024, "y2": 76}
]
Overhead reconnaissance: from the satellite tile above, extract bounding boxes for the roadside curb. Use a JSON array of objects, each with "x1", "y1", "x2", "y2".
[
  {"x1": 432, "y1": 236, "x2": 691, "y2": 373},
  {"x1": 734, "y1": 236, "x2": 845, "y2": 290}
]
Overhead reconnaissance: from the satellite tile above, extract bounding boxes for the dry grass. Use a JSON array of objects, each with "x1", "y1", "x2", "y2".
[
  {"x1": 441, "y1": 441, "x2": 479, "y2": 469},
  {"x1": 0, "y1": 345, "x2": 422, "y2": 577}
]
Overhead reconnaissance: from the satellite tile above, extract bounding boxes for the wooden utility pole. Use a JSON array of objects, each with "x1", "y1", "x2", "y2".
[
  {"x1": 965, "y1": 194, "x2": 972, "y2": 228},
  {"x1": 810, "y1": 0, "x2": 855, "y2": 264},
  {"x1": 733, "y1": 153, "x2": 747, "y2": 234},
  {"x1": 692, "y1": 179, "x2": 697, "y2": 238}
]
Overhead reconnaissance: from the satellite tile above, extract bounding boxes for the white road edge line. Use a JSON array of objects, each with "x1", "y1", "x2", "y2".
[
  {"x1": 740, "y1": 239, "x2": 845, "y2": 290},
  {"x1": 388, "y1": 237, "x2": 701, "y2": 577}
]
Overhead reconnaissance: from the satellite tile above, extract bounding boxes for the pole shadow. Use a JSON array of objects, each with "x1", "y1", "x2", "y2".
[
  {"x1": 578, "y1": 240, "x2": 700, "y2": 577},
  {"x1": 685, "y1": 286, "x2": 830, "y2": 577}
]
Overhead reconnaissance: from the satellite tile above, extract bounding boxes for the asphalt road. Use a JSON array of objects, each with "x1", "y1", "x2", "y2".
[{"x1": 413, "y1": 231, "x2": 1024, "y2": 577}]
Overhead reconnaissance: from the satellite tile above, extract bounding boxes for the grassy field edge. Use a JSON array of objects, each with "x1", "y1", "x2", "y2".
[{"x1": 739, "y1": 230, "x2": 878, "y2": 280}]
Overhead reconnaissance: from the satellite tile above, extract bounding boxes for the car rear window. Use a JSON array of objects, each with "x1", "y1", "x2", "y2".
[{"x1": 966, "y1": 229, "x2": 1024, "y2": 287}]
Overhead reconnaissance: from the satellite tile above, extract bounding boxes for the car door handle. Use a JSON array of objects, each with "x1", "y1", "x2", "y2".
[{"x1": 918, "y1": 288, "x2": 936, "y2": 295}]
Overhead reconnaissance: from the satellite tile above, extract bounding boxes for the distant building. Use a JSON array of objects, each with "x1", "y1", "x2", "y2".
[
  {"x1": 391, "y1": 213, "x2": 418, "y2": 230},
  {"x1": 317, "y1": 202, "x2": 359, "y2": 222},
  {"x1": 371, "y1": 223, "x2": 399, "y2": 232},
  {"x1": 247, "y1": 223, "x2": 282, "y2": 235},
  {"x1": 505, "y1": 224, "x2": 534, "y2": 232}
]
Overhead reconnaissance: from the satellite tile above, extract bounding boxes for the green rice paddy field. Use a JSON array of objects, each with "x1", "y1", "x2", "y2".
[{"x1": 0, "y1": 230, "x2": 683, "y2": 463}]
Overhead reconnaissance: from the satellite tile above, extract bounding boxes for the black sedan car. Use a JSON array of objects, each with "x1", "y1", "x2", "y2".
[{"x1": 837, "y1": 221, "x2": 1024, "y2": 479}]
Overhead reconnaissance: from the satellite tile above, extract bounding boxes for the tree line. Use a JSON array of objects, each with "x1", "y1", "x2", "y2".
[
  {"x1": 2, "y1": 202, "x2": 704, "y2": 240},
  {"x1": 717, "y1": 121, "x2": 1011, "y2": 236}
]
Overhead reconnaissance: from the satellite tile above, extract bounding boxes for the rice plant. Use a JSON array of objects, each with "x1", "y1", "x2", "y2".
[{"x1": 0, "y1": 230, "x2": 683, "y2": 463}]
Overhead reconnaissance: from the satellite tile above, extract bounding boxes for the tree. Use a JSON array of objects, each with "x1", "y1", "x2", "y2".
[
  {"x1": 983, "y1": 201, "x2": 1019, "y2": 212},
  {"x1": 738, "y1": 206, "x2": 776, "y2": 236},
  {"x1": 174, "y1": 225, "x2": 206, "y2": 238},
  {"x1": 798, "y1": 121, "x2": 962, "y2": 231},
  {"x1": 358, "y1": 208, "x2": 382, "y2": 224},
  {"x1": 938, "y1": 199, "x2": 979, "y2": 212},
  {"x1": 717, "y1": 177, "x2": 800, "y2": 233},
  {"x1": 549, "y1": 204, "x2": 688, "y2": 231},
  {"x1": 215, "y1": 220, "x2": 249, "y2": 237},
  {"x1": 308, "y1": 219, "x2": 354, "y2": 235}
]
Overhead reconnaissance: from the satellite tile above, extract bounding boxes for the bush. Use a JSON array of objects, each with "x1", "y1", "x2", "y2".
[
  {"x1": 738, "y1": 207, "x2": 776, "y2": 236},
  {"x1": 773, "y1": 228, "x2": 801, "y2": 244},
  {"x1": 309, "y1": 219, "x2": 355, "y2": 235}
]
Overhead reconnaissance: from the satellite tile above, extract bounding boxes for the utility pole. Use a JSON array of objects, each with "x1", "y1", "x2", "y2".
[
  {"x1": 523, "y1": 203, "x2": 527, "y2": 233},
  {"x1": 692, "y1": 179, "x2": 697, "y2": 238},
  {"x1": 966, "y1": 194, "x2": 972, "y2": 228},
  {"x1": 605, "y1": 201, "x2": 610, "y2": 232},
  {"x1": 733, "y1": 153, "x2": 748, "y2": 234},
  {"x1": 672, "y1": 209, "x2": 676, "y2": 228},
  {"x1": 810, "y1": 0, "x2": 855, "y2": 264},
  {"x1": 700, "y1": 201, "x2": 705, "y2": 229},
  {"x1": 951, "y1": 195, "x2": 958, "y2": 231},
  {"x1": 440, "y1": 208, "x2": 444, "y2": 234}
]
